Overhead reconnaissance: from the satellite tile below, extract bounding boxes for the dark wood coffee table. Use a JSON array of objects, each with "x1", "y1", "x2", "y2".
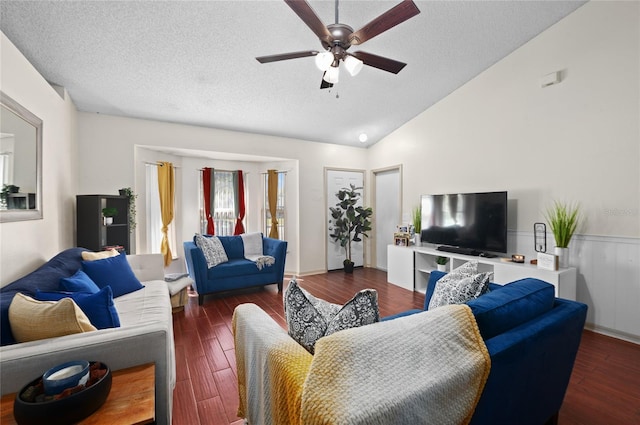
[{"x1": 0, "y1": 363, "x2": 155, "y2": 425}]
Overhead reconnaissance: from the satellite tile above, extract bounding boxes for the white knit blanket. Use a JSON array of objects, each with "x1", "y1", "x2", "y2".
[
  {"x1": 241, "y1": 232, "x2": 275, "y2": 270},
  {"x1": 302, "y1": 305, "x2": 491, "y2": 425},
  {"x1": 234, "y1": 303, "x2": 490, "y2": 425}
]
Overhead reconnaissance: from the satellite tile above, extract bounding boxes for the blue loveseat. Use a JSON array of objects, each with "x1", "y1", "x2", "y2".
[
  {"x1": 183, "y1": 234, "x2": 287, "y2": 305},
  {"x1": 385, "y1": 271, "x2": 588, "y2": 425}
]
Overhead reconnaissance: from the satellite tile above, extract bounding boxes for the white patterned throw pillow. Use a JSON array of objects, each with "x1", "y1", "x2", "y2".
[
  {"x1": 283, "y1": 278, "x2": 379, "y2": 354},
  {"x1": 194, "y1": 234, "x2": 228, "y2": 268},
  {"x1": 428, "y1": 261, "x2": 492, "y2": 310}
]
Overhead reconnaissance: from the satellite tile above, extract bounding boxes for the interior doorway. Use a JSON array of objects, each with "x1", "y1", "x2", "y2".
[{"x1": 373, "y1": 166, "x2": 402, "y2": 270}]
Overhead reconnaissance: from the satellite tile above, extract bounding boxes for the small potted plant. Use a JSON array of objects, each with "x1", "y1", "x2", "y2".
[
  {"x1": 329, "y1": 184, "x2": 373, "y2": 273},
  {"x1": 1, "y1": 184, "x2": 20, "y2": 208},
  {"x1": 545, "y1": 200, "x2": 581, "y2": 268},
  {"x1": 102, "y1": 207, "x2": 118, "y2": 226},
  {"x1": 412, "y1": 205, "x2": 422, "y2": 245},
  {"x1": 435, "y1": 256, "x2": 449, "y2": 272}
]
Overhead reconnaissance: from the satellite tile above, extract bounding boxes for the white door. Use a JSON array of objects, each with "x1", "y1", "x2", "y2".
[
  {"x1": 374, "y1": 168, "x2": 401, "y2": 270},
  {"x1": 326, "y1": 169, "x2": 364, "y2": 271}
]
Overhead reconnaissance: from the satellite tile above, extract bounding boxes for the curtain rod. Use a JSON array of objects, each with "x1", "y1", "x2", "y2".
[
  {"x1": 260, "y1": 170, "x2": 289, "y2": 175},
  {"x1": 144, "y1": 161, "x2": 181, "y2": 168},
  {"x1": 198, "y1": 168, "x2": 248, "y2": 173}
]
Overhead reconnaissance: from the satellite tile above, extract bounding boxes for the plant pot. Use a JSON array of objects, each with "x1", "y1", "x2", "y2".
[
  {"x1": 103, "y1": 217, "x2": 113, "y2": 226},
  {"x1": 437, "y1": 264, "x2": 447, "y2": 272},
  {"x1": 343, "y1": 261, "x2": 354, "y2": 274},
  {"x1": 554, "y1": 246, "x2": 569, "y2": 268}
]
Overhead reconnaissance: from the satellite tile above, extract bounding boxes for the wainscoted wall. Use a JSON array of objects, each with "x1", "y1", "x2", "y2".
[{"x1": 507, "y1": 231, "x2": 640, "y2": 343}]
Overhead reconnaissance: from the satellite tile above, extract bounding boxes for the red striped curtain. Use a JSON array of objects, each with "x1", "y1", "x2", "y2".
[
  {"x1": 234, "y1": 170, "x2": 245, "y2": 235},
  {"x1": 203, "y1": 167, "x2": 215, "y2": 234}
]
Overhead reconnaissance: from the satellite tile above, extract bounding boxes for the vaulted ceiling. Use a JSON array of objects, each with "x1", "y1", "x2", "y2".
[{"x1": 0, "y1": 1, "x2": 586, "y2": 147}]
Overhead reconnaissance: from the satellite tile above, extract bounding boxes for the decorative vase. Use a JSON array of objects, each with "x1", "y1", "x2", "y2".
[
  {"x1": 437, "y1": 264, "x2": 447, "y2": 272},
  {"x1": 343, "y1": 261, "x2": 354, "y2": 274},
  {"x1": 414, "y1": 234, "x2": 421, "y2": 246},
  {"x1": 104, "y1": 217, "x2": 113, "y2": 226},
  {"x1": 554, "y1": 246, "x2": 569, "y2": 268}
]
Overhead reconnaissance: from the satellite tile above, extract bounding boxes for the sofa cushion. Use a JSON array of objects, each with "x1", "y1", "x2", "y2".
[
  {"x1": 428, "y1": 261, "x2": 492, "y2": 309},
  {"x1": 8, "y1": 293, "x2": 97, "y2": 342},
  {"x1": 59, "y1": 269, "x2": 100, "y2": 294},
  {"x1": 467, "y1": 278, "x2": 555, "y2": 340},
  {"x1": 207, "y1": 259, "x2": 270, "y2": 279},
  {"x1": 283, "y1": 278, "x2": 379, "y2": 354},
  {"x1": 194, "y1": 234, "x2": 228, "y2": 268},
  {"x1": 218, "y1": 235, "x2": 245, "y2": 259},
  {"x1": 35, "y1": 286, "x2": 121, "y2": 329},
  {"x1": 1, "y1": 247, "x2": 88, "y2": 346},
  {"x1": 82, "y1": 253, "x2": 144, "y2": 298}
]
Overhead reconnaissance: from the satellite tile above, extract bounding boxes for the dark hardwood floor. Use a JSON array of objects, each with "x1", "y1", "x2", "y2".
[{"x1": 171, "y1": 268, "x2": 640, "y2": 425}]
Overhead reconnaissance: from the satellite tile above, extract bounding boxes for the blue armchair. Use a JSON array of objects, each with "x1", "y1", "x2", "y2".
[
  {"x1": 183, "y1": 235, "x2": 287, "y2": 305},
  {"x1": 385, "y1": 271, "x2": 588, "y2": 425}
]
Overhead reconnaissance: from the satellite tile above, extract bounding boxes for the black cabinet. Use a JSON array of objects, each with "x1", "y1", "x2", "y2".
[{"x1": 76, "y1": 195, "x2": 130, "y2": 253}]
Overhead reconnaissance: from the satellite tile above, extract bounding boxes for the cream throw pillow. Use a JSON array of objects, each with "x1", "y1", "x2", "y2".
[
  {"x1": 9, "y1": 293, "x2": 97, "y2": 342},
  {"x1": 81, "y1": 249, "x2": 119, "y2": 261}
]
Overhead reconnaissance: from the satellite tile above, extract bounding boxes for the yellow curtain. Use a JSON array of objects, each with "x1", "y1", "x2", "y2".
[
  {"x1": 157, "y1": 161, "x2": 175, "y2": 266},
  {"x1": 268, "y1": 169, "x2": 279, "y2": 239}
]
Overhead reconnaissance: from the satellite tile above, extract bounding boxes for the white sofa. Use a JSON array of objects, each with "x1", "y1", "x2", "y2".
[{"x1": 0, "y1": 253, "x2": 176, "y2": 425}]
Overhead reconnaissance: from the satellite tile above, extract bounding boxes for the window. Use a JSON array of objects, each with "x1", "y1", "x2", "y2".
[
  {"x1": 199, "y1": 170, "x2": 247, "y2": 236},
  {"x1": 145, "y1": 164, "x2": 177, "y2": 257},
  {"x1": 263, "y1": 172, "x2": 285, "y2": 240}
]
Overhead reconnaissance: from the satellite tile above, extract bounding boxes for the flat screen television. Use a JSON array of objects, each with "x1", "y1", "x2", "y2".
[{"x1": 420, "y1": 191, "x2": 508, "y2": 254}]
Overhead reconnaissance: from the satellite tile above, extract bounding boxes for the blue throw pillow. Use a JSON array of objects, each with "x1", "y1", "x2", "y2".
[
  {"x1": 35, "y1": 286, "x2": 121, "y2": 329},
  {"x1": 82, "y1": 253, "x2": 144, "y2": 298},
  {"x1": 60, "y1": 269, "x2": 100, "y2": 294}
]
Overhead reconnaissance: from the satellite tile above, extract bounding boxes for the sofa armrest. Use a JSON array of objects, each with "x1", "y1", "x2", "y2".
[
  {"x1": 233, "y1": 303, "x2": 312, "y2": 424},
  {"x1": 470, "y1": 299, "x2": 587, "y2": 425},
  {"x1": 127, "y1": 254, "x2": 164, "y2": 282},
  {"x1": 262, "y1": 237, "x2": 287, "y2": 282},
  {"x1": 183, "y1": 241, "x2": 209, "y2": 293},
  {"x1": 0, "y1": 322, "x2": 175, "y2": 424}
]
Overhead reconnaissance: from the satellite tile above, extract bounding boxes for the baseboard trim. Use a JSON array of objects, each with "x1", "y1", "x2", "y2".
[{"x1": 585, "y1": 323, "x2": 640, "y2": 345}]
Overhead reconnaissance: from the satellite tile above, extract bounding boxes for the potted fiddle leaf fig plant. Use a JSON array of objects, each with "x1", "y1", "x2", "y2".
[
  {"x1": 545, "y1": 200, "x2": 581, "y2": 268},
  {"x1": 101, "y1": 207, "x2": 118, "y2": 226},
  {"x1": 329, "y1": 184, "x2": 373, "y2": 273}
]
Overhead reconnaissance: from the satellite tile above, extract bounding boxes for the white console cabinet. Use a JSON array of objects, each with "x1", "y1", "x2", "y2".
[{"x1": 387, "y1": 245, "x2": 577, "y2": 301}]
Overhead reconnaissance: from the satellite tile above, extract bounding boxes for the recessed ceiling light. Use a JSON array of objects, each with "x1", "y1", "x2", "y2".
[{"x1": 359, "y1": 133, "x2": 368, "y2": 143}]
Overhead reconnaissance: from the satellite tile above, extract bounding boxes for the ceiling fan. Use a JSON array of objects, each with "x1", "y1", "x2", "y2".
[{"x1": 256, "y1": 0, "x2": 420, "y2": 89}]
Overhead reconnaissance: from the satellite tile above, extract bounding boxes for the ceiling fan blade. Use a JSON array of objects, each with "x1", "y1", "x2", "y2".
[
  {"x1": 320, "y1": 73, "x2": 333, "y2": 89},
  {"x1": 352, "y1": 51, "x2": 407, "y2": 74},
  {"x1": 349, "y1": 0, "x2": 420, "y2": 45},
  {"x1": 256, "y1": 50, "x2": 319, "y2": 63},
  {"x1": 284, "y1": 0, "x2": 332, "y2": 43}
]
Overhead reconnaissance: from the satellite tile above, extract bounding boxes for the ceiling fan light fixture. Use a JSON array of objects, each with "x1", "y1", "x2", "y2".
[
  {"x1": 324, "y1": 65, "x2": 340, "y2": 84},
  {"x1": 315, "y1": 51, "x2": 334, "y2": 71},
  {"x1": 344, "y1": 56, "x2": 364, "y2": 76}
]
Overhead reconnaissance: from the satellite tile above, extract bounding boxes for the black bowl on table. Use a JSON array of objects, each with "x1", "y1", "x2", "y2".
[{"x1": 13, "y1": 361, "x2": 112, "y2": 425}]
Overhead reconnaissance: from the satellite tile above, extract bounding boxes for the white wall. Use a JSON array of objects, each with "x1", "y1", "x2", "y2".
[
  {"x1": 0, "y1": 32, "x2": 79, "y2": 285},
  {"x1": 369, "y1": 1, "x2": 640, "y2": 341},
  {"x1": 371, "y1": 1, "x2": 639, "y2": 239},
  {"x1": 76, "y1": 113, "x2": 367, "y2": 275}
]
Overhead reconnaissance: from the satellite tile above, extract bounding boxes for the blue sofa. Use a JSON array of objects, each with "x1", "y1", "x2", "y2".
[
  {"x1": 385, "y1": 271, "x2": 588, "y2": 425},
  {"x1": 183, "y1": 235, "x2": 287, "y2": 305}
]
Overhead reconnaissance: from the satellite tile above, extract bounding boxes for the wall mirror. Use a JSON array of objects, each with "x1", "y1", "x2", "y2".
[{"x1": 0, "y1": 91, "x2": 43, "y2": 222}]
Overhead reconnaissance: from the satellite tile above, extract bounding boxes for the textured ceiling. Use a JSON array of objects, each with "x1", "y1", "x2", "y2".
[{"x1": 0, "y1": 1, "x2": 586, "y2": 147}]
